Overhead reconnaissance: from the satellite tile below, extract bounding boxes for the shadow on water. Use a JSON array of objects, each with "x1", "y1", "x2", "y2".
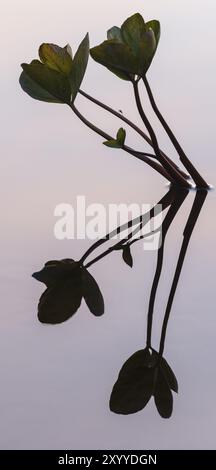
[{"x1": 32, "y1": 186, "x2": 207, "y2": 419}]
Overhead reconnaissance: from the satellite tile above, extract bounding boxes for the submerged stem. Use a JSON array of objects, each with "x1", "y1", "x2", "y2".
[
  {"x1": 143, "y1": 76, "x2": 209, "y2": 189},
  {"x1": 84, "y1": 192, "x2": 172, "y2": 270},
  {"x1": 159, "y1": 190, "x2": 208, "y2": 357},
  {"x1": 79, "y1": 190, "x2": 174, "y2": 265},
  {"x1": 146, "y1": 189, "x2": 188, "y2": 348}
]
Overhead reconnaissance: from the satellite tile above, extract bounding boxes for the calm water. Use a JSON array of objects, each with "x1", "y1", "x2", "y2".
[{"x1": 1, "y1": 0, "x2": 216, "y2": 450}]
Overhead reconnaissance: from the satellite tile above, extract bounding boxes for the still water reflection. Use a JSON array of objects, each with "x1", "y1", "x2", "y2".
[
  {"x1": 32, "y1": 187, "x2": 207, "y2": 419},
  {"x1": 1, "y1": 175, "x2": 215, "y2": 450},
  {"x1": 1, "y1": 0, "x2": 216, "y2": 450}
]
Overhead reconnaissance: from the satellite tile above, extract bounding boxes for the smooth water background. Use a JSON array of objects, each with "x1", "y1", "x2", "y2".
[{"x1": 1, "y1": 0, "x2": 216, "y2": 449}]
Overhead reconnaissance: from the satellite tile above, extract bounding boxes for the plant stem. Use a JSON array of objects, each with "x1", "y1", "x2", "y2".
[
  {"x1": 143, "y1": 76, "x2": 209, "y2": 188},
  {"x1": 159, "y1": 190, "x2": 208, "y2": 357},
  {"x1": 70, "y1": 103, "x2": 174, "y2": 182},
  {"x1": 128, "y1": 227, "x2": 161, "y2": 246},
  {"x1": 84, "y1": 190, "x2": 172, "y2": 269},
  {"x1": 79, "y1": 88, "x2": 190, "y2": 180},
  {"x1": 79, "y1": 189, "x2": 174, "y2": 265},
  {"x1": 133, "y1": 81, "x2": 191, "y2": 188},
  {"x1": 79, "y1": 188, "x2": 173, "y2": 266},
  {"x1": 146, "y1": 189, "x2": 188, "y2": 349},
  {"x1": 125, "y1": 148, "x2": 174, "y2": 182}
]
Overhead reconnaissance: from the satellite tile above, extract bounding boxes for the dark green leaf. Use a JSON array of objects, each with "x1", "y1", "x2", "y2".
[
  {"x1": 20, "y1": 60, "x2": 71, "y2": 104},
  {"x1": 103, "y1": 139, "x2": 122, "y2": 149},
  {"x1": 120, "y1": 14, "x2": 158, "y2": 74},
  {"x1": 121, "y1": 13, "x2": 146, "y2": 56},
  {"x1": 122, "y1": 244, "x2": 133, "y2": 268},
  {"x1": 64, "y1": 44, "x2": 73, "y2": 58},
  {"x1": 107, "y1": 26, "x2": 123, "y2": 42},
  {"x1": 91, "y1": 13, "x2": 159, "y2": 80},
  {"x1": 82, "y1": 268, "x2": 104, "y2": 316},
  {"x1": 90, "y1": 40, "x2": 138, "y2": 75},
  {"x1": 37, "y1": 275, "x2": 83, "y2": 324},
  {"x1": 103, "y1": 127, "x2": 126, "y2": 149},
  {"x1": 39, "y1": 43, "x2": 73, "y2": 75},
  {"x1": 138, "y1": 29, "x2": 157, "y2": 75},
  {"x1": 70, "y1": 33, "x2": 89, "y2": 102},
  {"x1": 117, "y1": 127, "x2": 126, "y2": 145},
  {"x1": 146, "y1": 20, "x2": 161, "y2": 46},
  {"x1": 105, "y1": 65, "x2": 132, "y2": 81},
  {"x1": 20, "y1": 70, "x2": 62, "y2": 103},
  {"x1": 154, "y1": 368, "x2": 173, "y2": 419}
]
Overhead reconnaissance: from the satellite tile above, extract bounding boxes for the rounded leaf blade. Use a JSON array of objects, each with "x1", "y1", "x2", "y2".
[
  {"x1": 90, "y1": 40, "x2": 138, "y2": 76},
  {"x1": 161, "y1": 357, "x2": 178, "y2": 393},
  {"x1": 154, "y1": 368, "x2": 173, "y2": 418},
  {"x1": 121, "y1": 13, "x2": 146, "y2": 56},
  {"x1": 146, "y1": 20, "x2": 161, "y2": 47},
  {"x1": 32, "y1": 259, "x2": 79, "y2": 287},
  {"x1": 122, "y1": 244, "x2": 133, "y2": 268},
  {"x1": 110, "y1": 371, "x2": 153, "y2": 415},
  {"x1": 39, "y1": 43, "x2": 73, "y2": 75},
  {"x1": 107, "y1": 26, "x2": 123, "y2": 42},
  {"x1": 21, "y1": 60, "x2": 72, "y2": 104},
  {"x1": 19, "y1": 70, "x2": 62, "y2": 103},
  {"x1": 38, "y1": 276, "x2": 83, "y2": 324},
  {"x1": 82, "y1": 268, "x2": 104, "y2": 316}
]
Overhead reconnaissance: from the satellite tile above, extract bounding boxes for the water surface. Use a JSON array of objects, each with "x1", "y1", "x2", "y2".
[{"x1": 1, "y1": 0, "x2": 216, "y2": 450}]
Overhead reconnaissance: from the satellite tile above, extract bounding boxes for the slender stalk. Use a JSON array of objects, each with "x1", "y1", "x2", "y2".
[
  {"x1": 84, "y1": 207, "x2": 162, "y2": 269},
  {"x1": 146, "y1": 189, "x2": 188, "y2": 349},
  {"x1": 84, "y1": 223, "x2": 144, "y2": 269},
  {"x1": 70, "y1": 103, "x2": 174, "y2": 182},
  {"x1": 128, "y1": 227, "x2": 161, "y2": 246},
  {"x1": 125, "y1": 148, "x2": 174, "y2": 182},
  {"x1": 79, "y1": 189, "x2": 174, "y2": 265},
  {"x1": 133, "y1": 81, "x2": 191, "y2": 188},
  {"x1": 79, "y1": 88, "x2": 190, "y2": 180},
  {"x1": 143, "y1": 76, "x2": 209, "y2": 188},
  {"x1": 159, "y1": 190, "x2": 208, "y2": 356}
]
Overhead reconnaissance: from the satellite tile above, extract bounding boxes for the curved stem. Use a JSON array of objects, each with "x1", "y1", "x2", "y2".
[
  {"x1": 79, "y1": 89, "x2": 149, "y2": 141},
  {"x1": 70, "y1": 103, "x2": 173, "y2": 182},
  {"x1": 79, "y1": 189, "x2": 174, "y2": 265},
  {"x1": 133, "y1": 81, "x2": 191, "y2": 188},
  {"x1": 85, "y1": 195, "x2": 165, "y2": 268},
  {"x1": 79, "y1": 88, "x2": 190, "y2": 180},
  {"x1": 143, "y1": 76, "x2": 209, "y2": 189}
]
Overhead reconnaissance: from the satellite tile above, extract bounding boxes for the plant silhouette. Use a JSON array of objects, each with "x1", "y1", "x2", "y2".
[
  {"x1": 19, "y1": 12, "x2": 209, "y2": 189},
  {"x1": 33, "y1": 260, "x2": 104, "y2": 323},
  {"x1": 19, "y1": 9, "x2": 210, "y2": 418},
  {"x1": 32, "y1": 187, "x2": 207, "y2": 417},
  {"x1": 110, "y1": 189, "x2": 207, "y2": 417}
]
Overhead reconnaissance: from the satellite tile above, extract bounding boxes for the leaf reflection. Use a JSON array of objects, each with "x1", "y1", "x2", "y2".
[
  {"x1": 110, "y1": 347, "x2": 177, "y2": 418},
  {"x1": 33, "y1": 259, "x2": 104, "y2": 323},
  {"x1": 32, "y1": 187, "x2": 207, "y2": 417}
]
